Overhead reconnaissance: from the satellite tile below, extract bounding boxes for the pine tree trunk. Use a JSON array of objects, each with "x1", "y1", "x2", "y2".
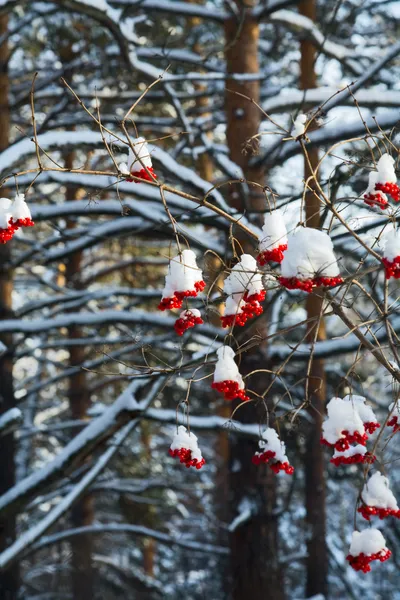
[
  {"x1": 225, "y1": 3, "x2": 284, "y2": 599},
  {"x1": 63, "y1": 151, "x2": 94, "y2": 599},
  {"x1": 0, "y1": 15, "x2": 19, "y2": 600},
  {"x1": 299, "y1": 1, "x2": 328, "y2": 596}
]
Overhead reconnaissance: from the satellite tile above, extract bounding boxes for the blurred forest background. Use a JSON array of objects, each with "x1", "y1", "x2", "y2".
[{"x1": 0, "y1": 0, "x2": 399, "y2": 599}]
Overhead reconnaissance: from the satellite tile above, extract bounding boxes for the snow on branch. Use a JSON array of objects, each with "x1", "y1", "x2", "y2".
[
  {"x1": 0, "y1": 378, "x2": 165, "y2": 519},
  {"x1": 0, "y1": 408, "x2": 23, "y2": 437}
]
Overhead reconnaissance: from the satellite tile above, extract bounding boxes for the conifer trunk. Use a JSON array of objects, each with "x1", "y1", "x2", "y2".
[
  {"x1": 0, "y1": 15, "x2": 19, "y2": 600},
  {"x1": 299, "y1": 1, "x2": 328, "y2": 596},
  {"x1": 225, "y1": 3, "x2": 284, "y2": 599}
]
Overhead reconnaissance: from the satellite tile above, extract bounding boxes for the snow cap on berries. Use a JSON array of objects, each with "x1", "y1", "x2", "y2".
[
  {"x1": 169, "y1": 425, "x2": 205, "y2": 469},
  {"x1": 322, "y1": 397, "x2": 365, "y2": 445},
  {"x1": 258, "y1": 428, "x2": 289, "y2": 463},
  {"x1": 257, "y1": 210, "x2": 288, "y2": 264},
  {"x1": 127, "y1": 137, "x2": 153, "y2": 172},
  {"x1": 377, "y1": 153, "x2": 396, "y2": 185},
  {"x1": 343, "y1": 394, "x2": 379, "y2": 432},
  {"x1": 293, "y1": 113, "x2": 307, "y2": 138},
  {"x1": 380, "y1": 229, "x2": 400, "y2": 262},
  {"x1": 162, "y1": 249, "x2": 203, "y2": 299},
  {"x1": 361, "y1": 472, "x2": 399, "y2": 512},
  {"x1": 213, "y1": 346, "x2": 245, "y2": 388},
  {"x1": 11, "y1": 194, "x2": 32, "y2": 222},
  {"x1": 224, "y1": 254, "x2": 263, "y2": 298},
  {"x1": 349, "y1": 528, "x2": 388, "y2": 557},
  {"x1": 281, "y1": 228, "x2": 341, "y2": 281}
]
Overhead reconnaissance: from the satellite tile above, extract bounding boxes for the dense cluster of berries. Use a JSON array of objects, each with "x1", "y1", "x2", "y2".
[
  {"x1": 252, "y1": 428, "x2": 294, "y2": 475},
  {"x1": 330, "y1": 451, "x2": 375, "y2": 467},
  {"x1": 126, "y1": 166, "x2": 157, "y2": 183},
  {"x1": 375, "y1": 181, "x2": 400, "y2": 202},
  {"x1": 382, "y1": 256, "x2": 400, "y2": 279},
  {"x1": 168, "y1": 447, "x2": 205, "y2": 469},
  {"x1": 321, "y1": 429, "x2": 368, "y2": 452},
  {"x1": 0, "y1": 195, "x2": 34, "y2": 244},
  {"x1": 257, "y1": 211, "x2": 288, "y2": 265},
  {"x1": 158, "y1": 280, "x2": 205, "y2": 311},
  {"x1": 278, "y1": 275, "x2": 343, "y2": 293},
  {"x1": 211, "y1": 380, "x2": 249, "y2": 401},
  {"x1": 387, "y1": 415, "x2": 400, "y2": 432},
  {"x1": 222, "y1": 254, "x2": 265, "y2": 328},
  {"x1": 346, "y1": 549, "x2": 392, "y2": 573},
  {"x1": 358, "y1": 504, "x2": 400, "y2": 521},
  {"x1": 174, "y1": 309, "x2": 203, "y2": 336},
  {"x1": 257, "y1": 244, "x2": 288, "y2": 265},
  {"x1": 364, "y1": 192, "x2": 388, "y2": 210}
]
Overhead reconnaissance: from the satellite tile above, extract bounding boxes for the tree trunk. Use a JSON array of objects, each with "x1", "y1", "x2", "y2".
[
  {"x1": 299, "y1": 1, "x2": 328, "y2": 596},
  {"x1": 63, "y1": 150, "x2": 94, "y2": 599},
  {"x1": 0, "y1": 15, "x2": 19, "y2": 600},
  {"x1": 225, "y1": 3, "x2": 284, "y2": 599}
]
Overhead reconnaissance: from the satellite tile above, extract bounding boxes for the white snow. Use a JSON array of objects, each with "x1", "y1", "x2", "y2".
[
  {"x1": 224, "y1": 254, "x2": 263, "y2": 298},
  {"x1": 292, "y1": 113, "x2": 307, "y2": 138},
  {"x1": 380, "y1": 229, "x2": 400, "y2": 261},
  {"x1": 170, "y1": 425, "x2": 203, "y2": 462},
  {"x1": 361, "y1": 472, "x2": 399, "y2": 510},
  {"x1": 11, "y1": 193, "x2": 32, "y2": 221},
  {"x1": 179, "y1": 308, "x2": 201, "y2": 319},
  {"x1": 259, "y1": 210, "x2": 288, "y2": 252},
  {"x1": 349, "y1": 528, "x2": 388, "y2": 557},
  {"x1": 322, "y1": 397, "x2": 365, "y2": 444},
  {"x1": 213, "y1": 346, "x2": 245, "y2": 388},
  {"x1": 127, "y1": 137, "x2": 153, "y2": 172},
  {"x1": 343, "y1": 394, "x2": 378, "y2": 426},
  {"x1": 161, "y1": 249, "x2": 203, "y2": 298},
  {"x1": 376, "y1": 153, "x2": 397, "y2": 184},
  {"x1": 280, "y1": 228, "x2": 340, "y2": 280},
  {"x1": 257, "y1": 428, "x2": 288, "y2": 463},
  {"x1": 0, "y1": 197, "x2": 12, "y2": 229}
]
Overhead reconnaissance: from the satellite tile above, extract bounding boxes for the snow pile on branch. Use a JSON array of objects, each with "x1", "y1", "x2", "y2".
[
  {"x1": 292, "y1": 113, "x2": 307, "y2": 138},
  {"x1": 252, "y1": 428, "x2": 294, "y2": 474},
  {"x1": 174, "y1": 309, "x2": 203, "y2": 336},
  {"x1": 388, "y1": 400, "x2": 400, "y2": 433},
  {"x1": 380, "y1": 229, "x2": 400, "y2": 279},
  {"x1": 169, "y1": 425, "x2": 205, "y2": 470},
  {"x1": 321, "y1": 397, "x2": 377, "y2": 466},
  {"x1": 211, "y1": 346, "x2": 249, "y2": 401},
  {"x1": 158, "y1": 249, "x2": 205, "y2": 311},
  {"x1": 343, "y1": 394, "x2": 380, "y2": 434},
  {"x1": 358, "y1": 472, "x2": 400, "y2": 520},
  {"x1": 257, "y1": 210, "x2": 288, "y2": 265},
  {"x1": 119, "y1": 137, "x2": 157, "y2": 182},
  {"x1": 221, "y1": 254, "x2": 265, "y2": 327},
  {"x1": 0, "y1": 194, "x2": 34, "y2": 244},
  {"x1": 346, "y1": 529, "x2": 391, "y2": 572},
  {"x1": 279, "y1": 228, "x2": 342, "y2": 293},
  {"x1": 364, "y1": 153, "x2": 399, "y2": 209}
]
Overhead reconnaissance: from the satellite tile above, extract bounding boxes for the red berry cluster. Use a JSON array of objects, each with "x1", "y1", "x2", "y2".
[
  {"x1": 169, "y1": 447, "x2": 205, "y2": 470},
  {"x1": 257, "y1": 244, "x2": 288, "y2": 266},
  {"x1": 333, "y1": 430, "x2": 368, "y2": 452},
  {"x1": 387, "y1": 415, "x2": 400, "y2": 433},
  {"x1": 346, "y1": 549, "x2": 391, "y2": 573},
  {"x1": 252, "y1": 450, "x2": 294, "y2": 474},
  {"x1": 364, "y1": 192, "x2": 389, "y2": 210},
  {"x1": 126, "y1": 167, "x2": 157, "y2": 183},
  {"x1": 279, "y1": 276, "x2": 343, "y2": 293},
  {"x1": 330, "y1": 452, "x2": 376, "y2": 467},
  {"x1": 211, "y1": 379, "x2": 250, "y2": 401},
  {"x1": 358, "y1": 504, "x2": 400, "y2": 521},
  {"x1": 158, "y1": 281, "x2": 206, "y2": 311},
  {"x1": 0, "y1": 217, "x2": 35, "y2": 244},
  {"x1": 364, "y1": 421, "x2": 380, "y2": 435},
  {"x1": 221, "y1": 298, "x2": 264, "y2": 328},
  {"x1": 382, "y1": 256, "x2": 400, "y2": 280},
  {"x1": 375, "y1": 182, "x2": 400, "y2": 202},
  {"x1": 174, "y1": 311, "x2": 203, "y2": 336}
]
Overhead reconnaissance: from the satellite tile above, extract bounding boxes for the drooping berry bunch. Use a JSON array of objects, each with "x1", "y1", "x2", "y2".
[
  {"x1": 363, "y1": 153, "x2": 400, "y2": 209},
  {"x1": 357, "y1": 472, "x2": 400, "y2": 522},
  {"x1": 174, "y1": 309, "x2": 204, "y2": 336},
  {"x1": 221, "y1": 254, "x2": 265, "y2": 328},
  {"x1": 119, "y1": 137, "x2": 157, "y2": 183},
  {"x1": 169, "y1": 426, "x2": 205, "y2": 470},
  {"x1": 347, "y1": 549, "x2": 392, "y2": 573},
  {"x1": 0, "y1": 194, "x2": 34, "y2": 244},
  {"x1": 257, "y1": 210, "x2": 288, "y2": 266},
  {"x1": 346, "y1": 529, "x2": 391, "y2": 573},
  {"x1": 212, "y1": 346, "x2": 250, "y2": 401},
  {"x1": 252, "y1": 428, "x2": 294, "y2": 475}
]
